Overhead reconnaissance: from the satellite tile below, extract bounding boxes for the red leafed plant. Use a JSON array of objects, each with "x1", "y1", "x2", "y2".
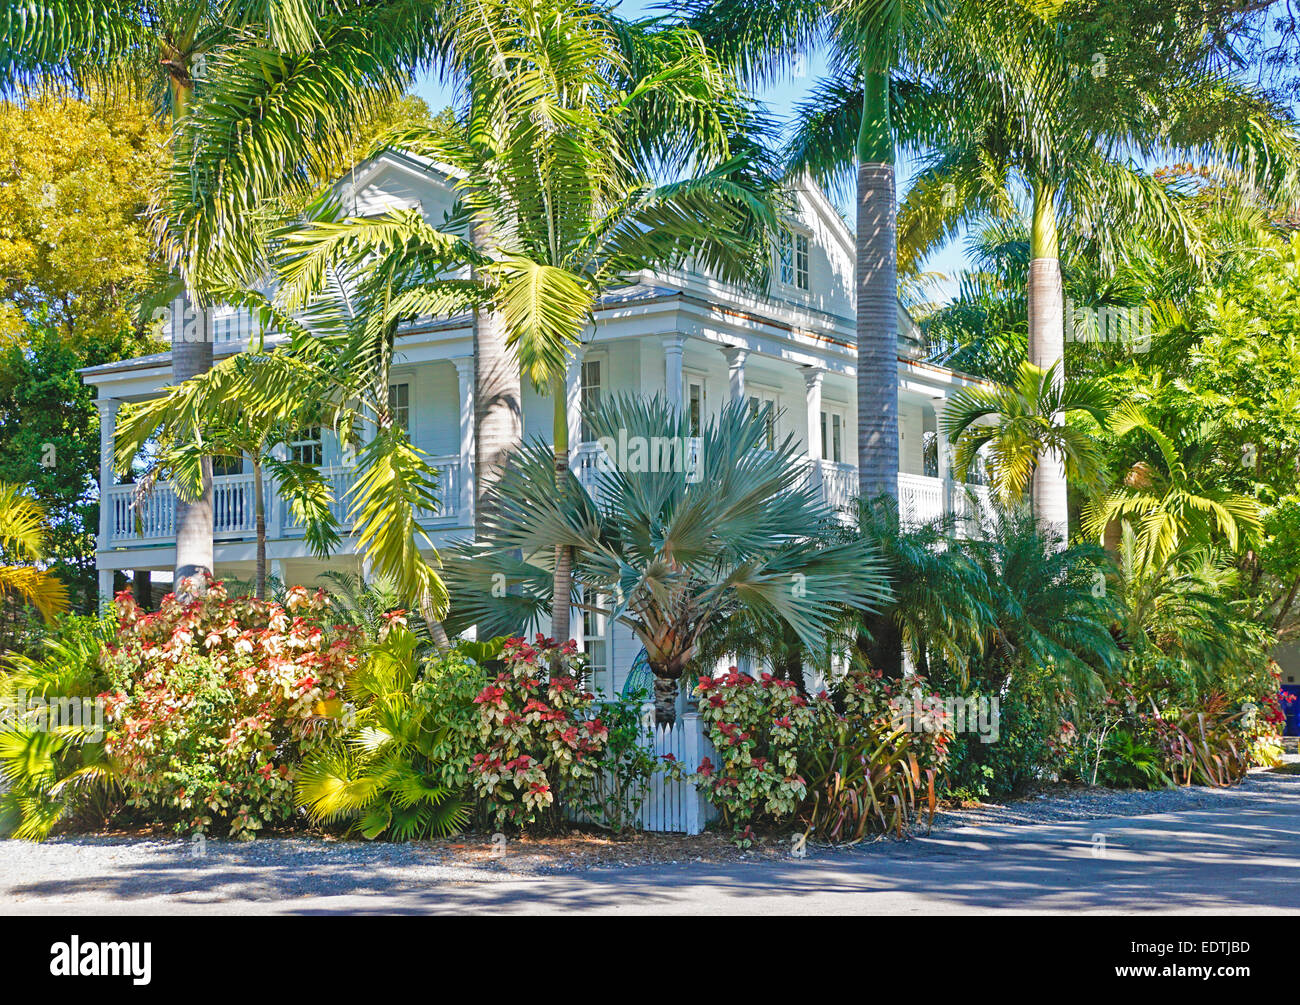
[
  {"x1": 692, "y1": 666, "x2": 953, "y2": 843},
  {"x1": 469, "y1": 635, "x2": 607, "y2": 829},
  {"x1": 101, "y1": 576, "x2": 358, "y2": 838}
]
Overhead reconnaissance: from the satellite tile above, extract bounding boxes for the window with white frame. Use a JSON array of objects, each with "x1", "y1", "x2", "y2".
[
  {"x1": 686, "y1": 375, "x2": 707, "y2": 437},
  {"x1": 747, "y1": 388, "x2": 779, "y2": 450},
  {"x1": 820, "y1": 408, "x2": 845, "y2": 464},
  {"x1": 580, "y1": 358, "x2": 602, "y2": 442},
  {"x1": 583, "y1": 590, "x2": 610, "y2": 697},
  {"x1": 777, "y1": 227, "x2": 811, "y2": 292},
  {"x1": 289, "y1": 426, "x2": 323, "y2": 466},
  {"x1": 388, "y1": 381, "x2": 411, "y2": 432}
]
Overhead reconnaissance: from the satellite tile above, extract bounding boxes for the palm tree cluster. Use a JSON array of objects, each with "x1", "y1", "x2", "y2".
[{"x1": 3, "y1": 0, "x2": 1296, "y2": 731}]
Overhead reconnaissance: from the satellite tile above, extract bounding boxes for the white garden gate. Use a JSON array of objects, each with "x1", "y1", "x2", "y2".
[{"x1": 634, "y1": 707, "x2": 719, "y2": 835}]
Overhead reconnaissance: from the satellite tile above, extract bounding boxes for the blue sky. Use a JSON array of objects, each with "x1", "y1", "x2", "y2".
[{"x1": 410, "y1": 0, "x2": 972, "y2": 301}]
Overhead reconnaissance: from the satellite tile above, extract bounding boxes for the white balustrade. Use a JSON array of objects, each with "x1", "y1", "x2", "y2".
[
  {"x1": 898, "y1": 471, "x2": 946, "y2": 526},
  {"x1": 104, "y1": 459, "x2": 465, "y2": 547}
]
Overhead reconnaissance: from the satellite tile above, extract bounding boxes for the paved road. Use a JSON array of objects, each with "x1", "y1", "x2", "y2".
[{"x1": 4, "y1": 768, "x2": 1299, "y2": 915}]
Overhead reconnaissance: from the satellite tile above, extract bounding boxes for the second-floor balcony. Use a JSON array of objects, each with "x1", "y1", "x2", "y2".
[
  {"x1": 103, "y1": 456, "x2": 466, "y2": 547},
  {"x1": 102, "y1": 447, "x2": 991, "y2": 550}
]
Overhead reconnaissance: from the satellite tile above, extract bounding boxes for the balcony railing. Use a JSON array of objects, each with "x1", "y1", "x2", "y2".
[
  {"x1": 103, "y1": 456, "x2": 464, "y2": 547},
  {"x1": 572, "y1": 442, "x2": 991, "y2": 530}
]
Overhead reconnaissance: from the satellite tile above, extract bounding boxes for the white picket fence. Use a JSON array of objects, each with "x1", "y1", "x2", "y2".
[
  {"x1": 570, "y1": 708, "x2": 719, "y2": 834},
  {"x1": 636, "y1": 709, "x2": 719, "y2": 835}
]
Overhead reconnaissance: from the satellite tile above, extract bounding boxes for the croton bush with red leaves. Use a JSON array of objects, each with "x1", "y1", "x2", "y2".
[
  {"x1": 469, "y1": 635, "x2": 608, "y2": 829},
  {"x1": 101, "y1": 577, "x2": 358, "y2": 839},
  {"x1": 693, "y1": 669, "x2": 817, "y2": 828},
  {"x1": 692, "y1": 666, "x2": 953, "y2": 841}
]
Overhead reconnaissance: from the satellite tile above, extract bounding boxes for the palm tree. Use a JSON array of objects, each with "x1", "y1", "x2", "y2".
[
  {"x1": 115, "y1": 369, "x2": 341, "y2": 600},
  {"x1": 0, "y1": 482, "x2": 69, "y2": 623},
  {"x1": 967, "y1": 507, "x2": 1121, "y2": 701},
  {"x1": 444, "y1": 394, "x2": 893, "y2": 722},
  {"x1": 1111, "y1": 529, "x2": 1260, "y2": 684},
  {"x1": 878, "y1": 0, "x2": 1298, "y2": 535},
  {"x1": 114, "y1": 270, "x2": 473, "y2": 639},
  {"x1": 1084, "y1": 403, "x2": 1261, "y2": 574},
  {"x1": 851, "y1": 497, "x2": 992, "y2": 681},
  {"x1": 941, "y1": 360, "x2": 1111, "y2": 508},
  {"x1": 260, "y1": 0, "x2": 777, "y2": 643},
  {"x1": 683, "y1": 0, "x2": 955, "y2": 503},
  {"x1": 1, "y1": 0, "x2": 447, "y2": 598}
]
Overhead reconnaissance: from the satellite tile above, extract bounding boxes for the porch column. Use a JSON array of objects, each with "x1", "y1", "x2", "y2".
[
  {"x1": 451, "y1": 356, "x2": 476, "y2": 525},
  {"x1": 935, "y1": 396, "x2": 957, "y2": 516},
  {"x1": 98, "y1": 568, "x2": 115, "y2": 610},
  {"x1": 96, "y1": 397, "x2": 119, "y2": 549},
  {"x1": 803, "y1": 368, "x2": 824, "y2": 463},
  {"x1": 662, "y1": 334, "x2": 685, "y2": 411},
  {"x1": 803, "y1": 368, "x2": 824, "y2": 501},
  {"x1": 722, "y1": 346, "x2": 747, "y2": 405}
]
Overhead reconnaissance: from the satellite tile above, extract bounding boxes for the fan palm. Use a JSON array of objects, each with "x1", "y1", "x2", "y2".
[
  {"x1": 0, "y1": 616, "x2": 119, "y2": 840},
  {"x1": 1, "y1": 0, "x2": 449, "y2": 597},
  {"x1": 294, "y1": 626, "x2": 472, "y2": 840},
  {"x1": 1084, "y1": 402, "x2": 1261, "y2": 573},
  {"x1": 0, "y1": 482, "x2": 69, "y2": 622},
  {"x1": 444, "y1": 393, "x2": 893, "y2": 722},
  {"x1": 941, "y1": 360, "x2": 1111, "y2": 507},
  {"x1": 682, "y1": 0, "x2": 957, "y2": 503}
]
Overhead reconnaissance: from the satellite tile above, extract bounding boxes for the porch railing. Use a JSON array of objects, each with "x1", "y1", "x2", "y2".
[{"x1": 103, "y1": 455, "x2": 464, "y2": 547}]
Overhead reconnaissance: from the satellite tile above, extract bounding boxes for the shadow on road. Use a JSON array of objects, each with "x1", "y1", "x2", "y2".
[{"x1": 7, "y1": 768, "x2": 1299, "y2": 914}]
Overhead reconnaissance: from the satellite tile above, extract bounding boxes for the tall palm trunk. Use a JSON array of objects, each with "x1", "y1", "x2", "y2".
[
  {"x1": 253, "y1": 456, "x2": 266, "y2": 600},
  {"x1": 549, "y1": 372, "x2": 573, "y2": 643},
  {"x1": 855, "y1": 68, "x2": 899, "y2": 503},
  {"x1": 1027, "y1": 177, "x2": 1068, "y2": 543},
  {"x1": 471, "y1": 222, "x2": 522, "y2": 540},
  {"x1": 173, "y1": 297, "x2": 214, "y2": 599},
  {"x1": 169, "y1": 75, "x2": 214, "y2": 601}
]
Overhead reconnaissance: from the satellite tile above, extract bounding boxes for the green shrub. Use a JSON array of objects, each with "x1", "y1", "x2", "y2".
[
  {"x1": 469, "y1": 636, "x2": 608, "y2": 830},
  {"x1": 294, "y1": 621, "x2": 477, "y2": 840},
  {"x1": 102, "y1": 580, "x2": 356, "y2": 838},
  {"x1": 692, "y1": 666, "x2": 953, "y2": 842},
  {"x1": 941, "y1": 672, "x2": 1062, "y2": 802},
  {"x1": 0, "y1": 612, "x2": 119, "y2": 839},
  {"x1": 579, "y1": 694, "x2": 660, "y2": 832}
]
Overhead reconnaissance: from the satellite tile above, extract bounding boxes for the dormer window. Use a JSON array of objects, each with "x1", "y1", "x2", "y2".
[{"x1": 777, "y1": 227, "x2": 810, "y2": 292}]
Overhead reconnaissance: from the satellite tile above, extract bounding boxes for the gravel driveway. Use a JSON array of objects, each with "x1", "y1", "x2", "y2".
[{"x1": 3, "y1": 762, "x2": 1297, "y2": 914}]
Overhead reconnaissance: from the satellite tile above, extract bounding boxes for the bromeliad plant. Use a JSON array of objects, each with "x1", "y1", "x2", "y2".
[{"x1": 102, "y1": 578, "x2": 357, "y2": 838}]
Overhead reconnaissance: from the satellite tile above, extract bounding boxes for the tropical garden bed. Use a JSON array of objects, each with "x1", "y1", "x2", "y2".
[{"x1": 0, "y1": 0, "x2": 1297, "y2": 872}]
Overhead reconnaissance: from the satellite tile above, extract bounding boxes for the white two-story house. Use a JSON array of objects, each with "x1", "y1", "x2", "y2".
[{"x1": 82, "y1": 149, "x2": 992, "y2": 697}]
